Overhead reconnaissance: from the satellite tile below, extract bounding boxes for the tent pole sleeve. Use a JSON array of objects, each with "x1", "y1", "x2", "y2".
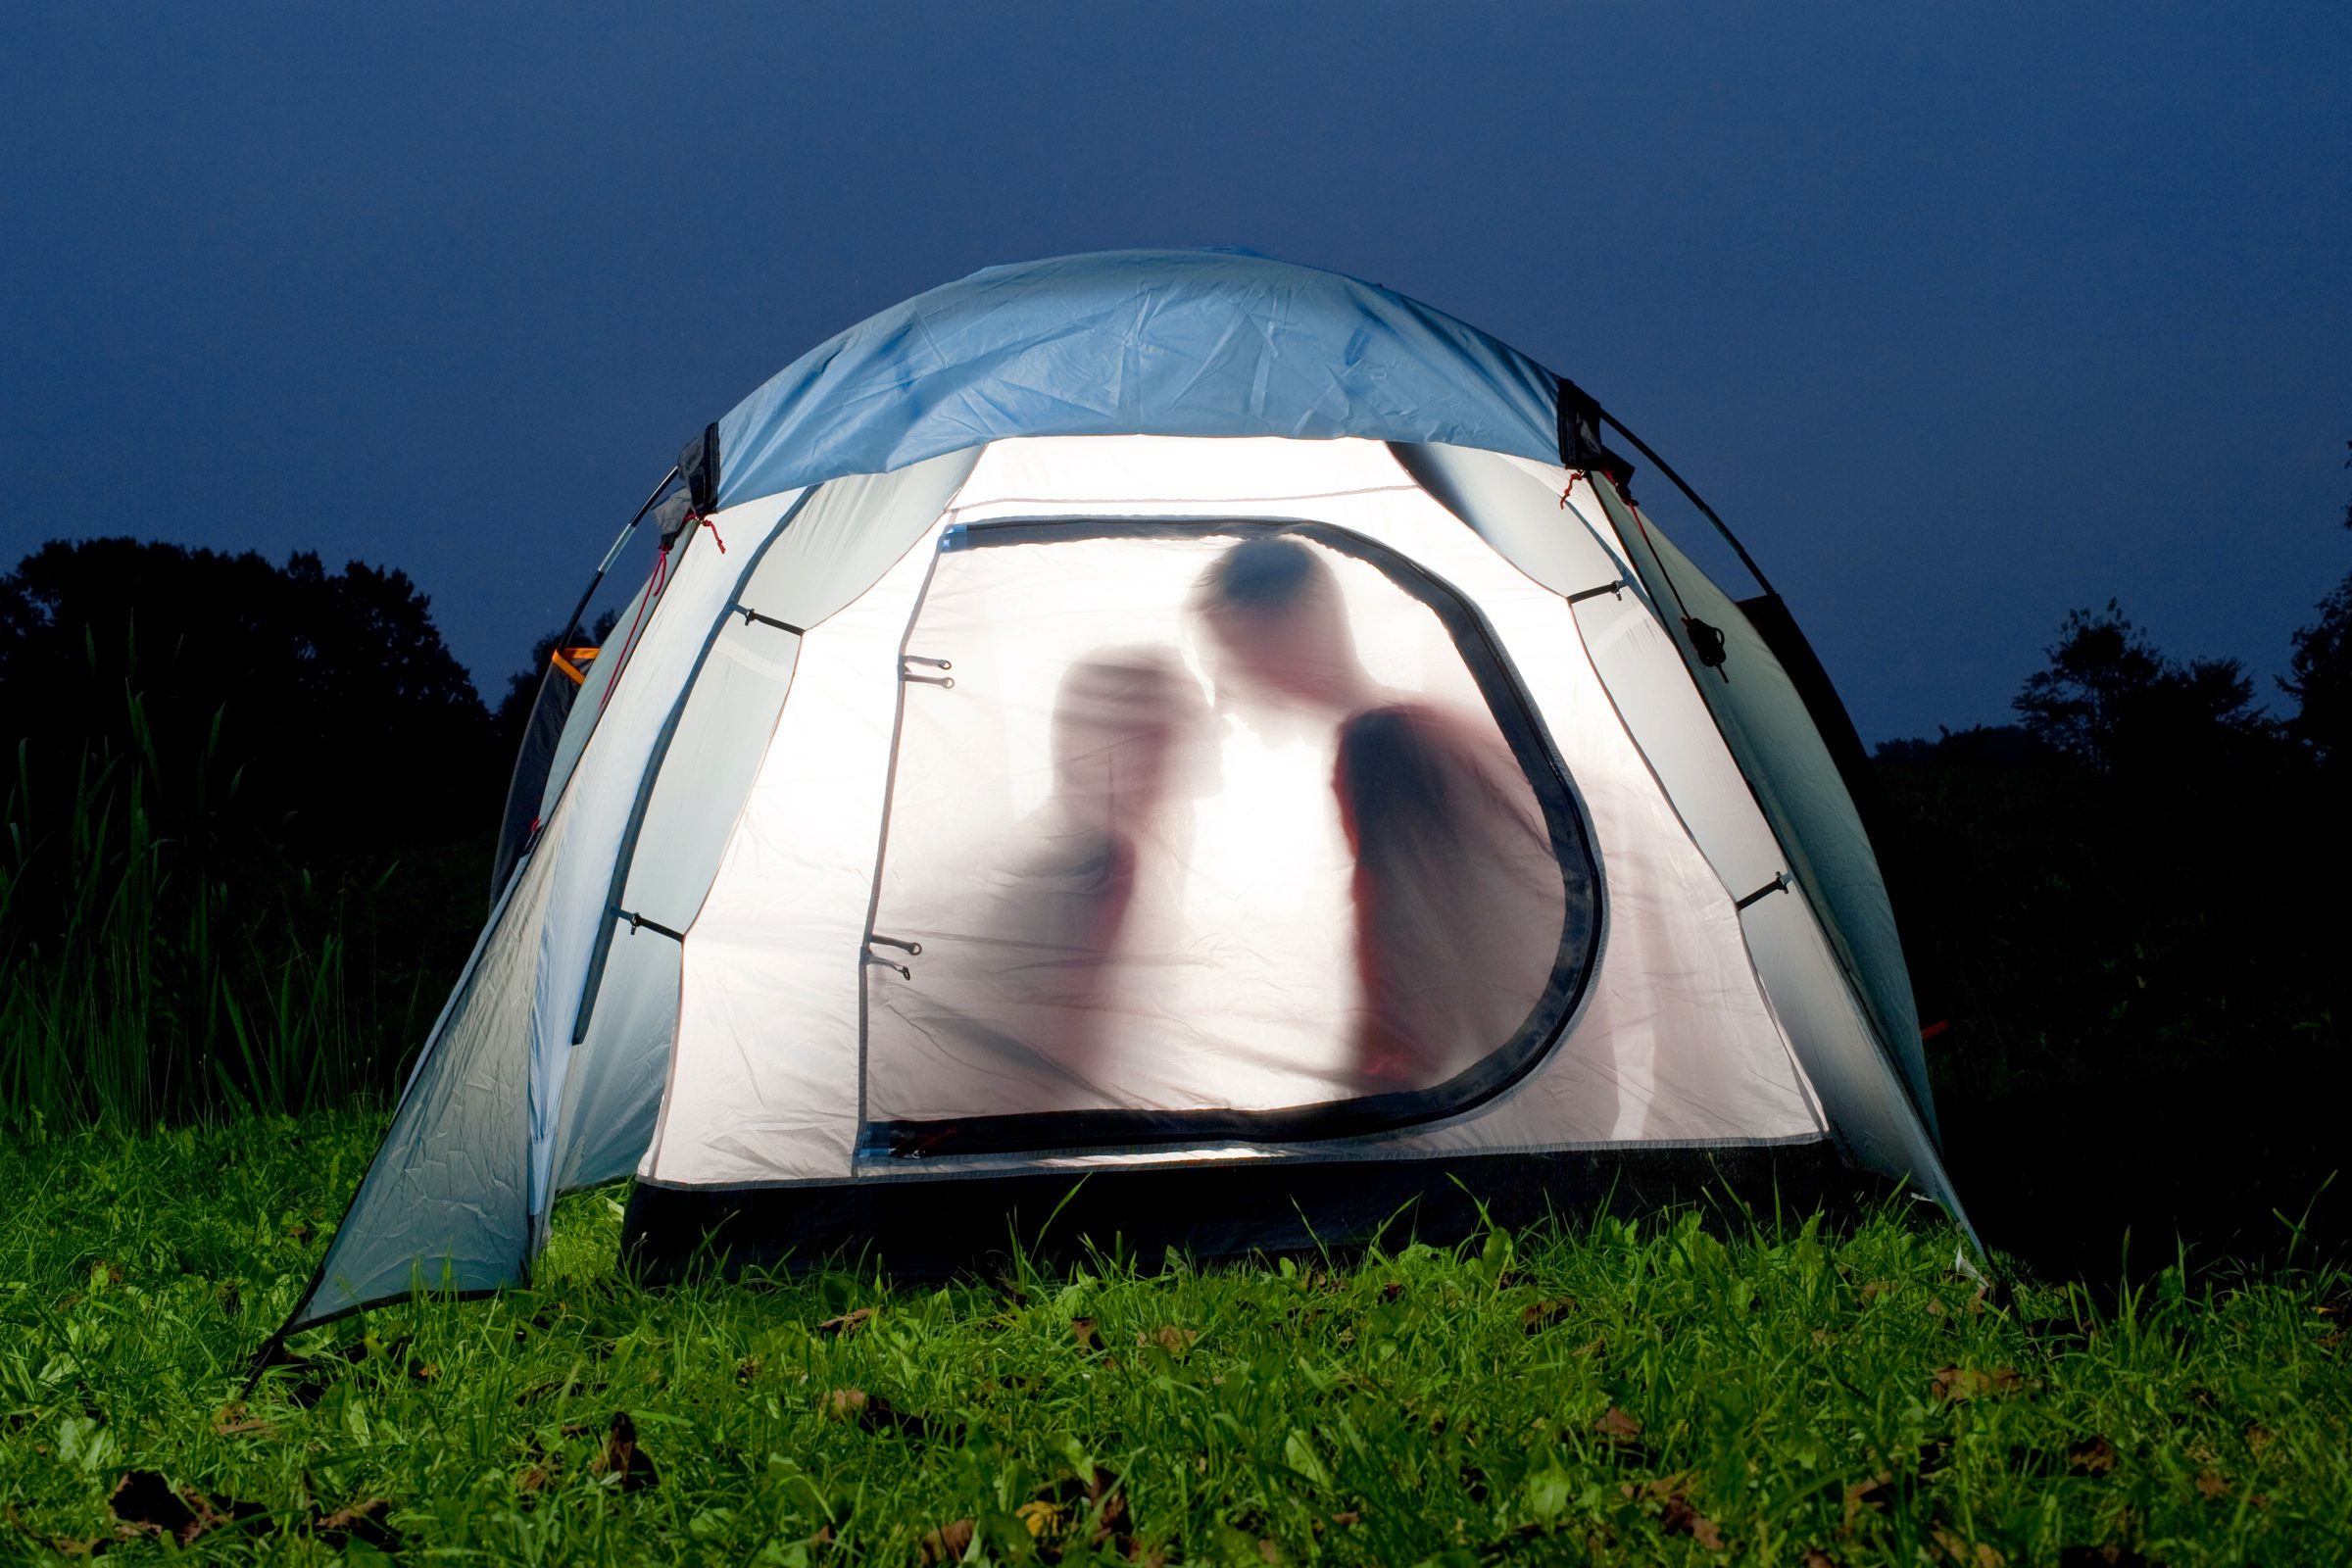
[{"x1": 569, "y1": 484, "x2": 821, "y2": 1046}]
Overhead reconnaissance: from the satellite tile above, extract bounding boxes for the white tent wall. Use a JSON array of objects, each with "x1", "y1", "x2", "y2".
[
  {"x1": 1591, "y1": 483, "x2": 1938, "y2": 1133},
  {"x1": 1399, "y1": 445, "x2": 1962, "y2": 1222},
  {"x1": 644, "y1": 435, "x2": 1827, "y2": 1193},
  {"x1": 646, "y1": 515, "x2": 957, "y2": 1182},
  {"x1": 1396, "y1": 445, "x2": 1789, "y2": 900},
  {"x1": 550, "y1": 453, "x2": 983, "y2": 1199},
  {"x1": 1317, "y1": 443, "x2": 1972, "y2": 1238},
  {"x1": 287, "y1": 505, "x2": 777, "y2": 1327}
]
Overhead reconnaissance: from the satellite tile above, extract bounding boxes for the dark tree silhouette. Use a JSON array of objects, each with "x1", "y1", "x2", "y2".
[
  {"x1": 2013, "y1": 601, "x2": 2270, "y2": 771},
  {"x1": 0, "y1": 538, "x2": 494, "y2": 849},
  {"x1": 2281, "y1": 441, "x2": 2352, "y2": 767}
]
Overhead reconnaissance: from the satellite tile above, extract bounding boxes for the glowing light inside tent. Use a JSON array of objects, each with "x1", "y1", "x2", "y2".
[{"x1": 861, "y1": 525, "x2": 1577, "y2": 1130}]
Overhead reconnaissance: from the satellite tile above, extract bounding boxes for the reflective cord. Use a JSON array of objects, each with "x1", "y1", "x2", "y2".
[{"x1": 597, "y1": 544, "x2": 669, "y2": 718}]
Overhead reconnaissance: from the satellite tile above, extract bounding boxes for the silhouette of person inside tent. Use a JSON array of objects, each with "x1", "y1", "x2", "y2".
[
  {"x1": 1192, "y1": 536, "x2": 1569, "y2": 1093},
  {"x1": 990, "y1": 646, "x2": 1212, "y2": 1084}
]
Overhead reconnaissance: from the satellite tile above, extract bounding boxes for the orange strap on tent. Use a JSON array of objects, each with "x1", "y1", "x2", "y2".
[{"x1": 549, "y1": 645, "x2": 602, "y2": 686}]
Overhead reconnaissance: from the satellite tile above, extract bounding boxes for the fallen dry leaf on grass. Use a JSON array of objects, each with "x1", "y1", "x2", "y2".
[
  {"x1": 209, "y1": 1403, "x2": 276, "y2": 1439},
  {"x1": 1022, "y1": 1461, "x2": 1133, "y2": 1553},
  {"x1": 1521, "y1": 1298, "x2": 1575, "y2": 1333},
  {"x1": 1071, "y1": 1316, "x2": 1100, "y2": 1350},
  {"x1": 1931, "y1": 1364, "x2": 2026, "y2": 1402},
  {"x1": 1014, "y1": 1499, "x2": 1063, "y2": 1538},
  {"x1": 917, "y1": 1517, "x2": 974, "y2": 1563},
  {"x1": 1929, "y1": 1525, "x2": 2004, "y2": 1567},
  {"x1": 2067, "y1": 1436, "x2": 2117, "y2": 1475},
  {"x1": 2194, "y1": 1470, "x2": 2228, "y2": 1499},
  {"x1": 1592, "y1": 1405, "x2": 1642, "y2": 1444},
  {"x1": 1659, "y1": 1493, "x2": 1725, "y2": 1549},
  {"x1": 314, "y1": 1496, "x2": 401, "y2": 1553},
  {"x1": 1138, "y1": 1325, "x2": 1198, "y2": 1354},
  {"x1": 1619, "y1": 1476, "x2": 1725, "y2": 1550},
  {"x1": 817, "y1": 1306, "x2": 875, "y2": 1338},
  {"x1": 818, "y1": 1387, "x2": 932, "y2": 1437},
  {"x1": 1841, "y1": 1474, "x2": 1891, "y2": 1533},
  {"x1": 590, "y1": 1411, "x2": 660, "y2": 1492}
]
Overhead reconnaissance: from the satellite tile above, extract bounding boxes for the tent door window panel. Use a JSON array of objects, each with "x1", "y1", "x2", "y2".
[{"x1": 858, "y1": 519, "x2": 1601, "y2": 1157}]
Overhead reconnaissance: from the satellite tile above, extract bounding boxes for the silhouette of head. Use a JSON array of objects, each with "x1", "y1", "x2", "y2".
[
  {"x1": 1192, "y1": 536, "x2": 1364, "y2": 709},
  {"x1": 1050, "y1": 648, "x2": 1205, "y2": 815}
]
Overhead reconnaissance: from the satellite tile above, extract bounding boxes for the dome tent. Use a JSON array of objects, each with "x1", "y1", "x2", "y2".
[{"x1": 270, "y1": 249, "x2": 1973, "y2": 1347}]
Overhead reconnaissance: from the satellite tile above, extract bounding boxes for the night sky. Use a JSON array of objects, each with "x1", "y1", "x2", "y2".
[{"x1": 5, "y1": 3, "x2": 2346, "y2": 743}]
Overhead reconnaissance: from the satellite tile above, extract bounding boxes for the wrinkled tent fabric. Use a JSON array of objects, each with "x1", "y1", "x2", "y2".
[
  {"x1": 712, "y1": 250, "x2": 1563, "y2": 514},
  {"x1": 276, "y1": 251, "x2": 1970, "y2": 1340}
]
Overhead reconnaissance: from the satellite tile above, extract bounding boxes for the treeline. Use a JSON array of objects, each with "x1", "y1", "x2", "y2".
[
  {"x1": 1872, "y1": 451, "x2": 2351, "y2": 1271},
  {"x1": 0, "y1": 538, "x2": 557, "y2": 1124},
  {"x1": 1882, "y1": 441, "x2": 2352, "y2": 774}
]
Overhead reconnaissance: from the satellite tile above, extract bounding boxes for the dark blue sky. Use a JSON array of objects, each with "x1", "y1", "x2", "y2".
[{"x1": 6, "y1": 3, "x2": 2346, "y2": 741}]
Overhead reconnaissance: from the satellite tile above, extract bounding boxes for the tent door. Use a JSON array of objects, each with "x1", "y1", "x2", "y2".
[{"x1": 857, "y1": 517, "x2": 1599, "y2": 1161}]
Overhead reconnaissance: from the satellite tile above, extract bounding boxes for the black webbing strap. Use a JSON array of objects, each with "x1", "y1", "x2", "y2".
[
  {"x1": 616, "y1": 907, "x2": 687, "y2": 943},
  {"x1": 678, "y1": 423, "x2": 720, "y2": 517},
  {"x1": 1555, "y1": 377, "x2": 1636, "y2": 490}
]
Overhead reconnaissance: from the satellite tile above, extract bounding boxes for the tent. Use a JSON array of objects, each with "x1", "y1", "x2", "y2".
[{"x1": 272, "y1": 249, "x2": 1972, "y2": 1342}]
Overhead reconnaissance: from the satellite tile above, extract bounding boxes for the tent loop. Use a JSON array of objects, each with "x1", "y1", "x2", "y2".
[
  {"x1": 1564, "y1": 579, "x2": 1629, "y2": 607},
  {"x1": 1733, "y1": 870, "x2": 1795, "y2": 910},
  {"x1": 868, "y1": 933, "x2": 922, "y2": 956},
  {"x1": 1630, "y1": 508, "x2": 1732, "y2": 683},
  {"x1": 735, "y1": 604, "x2": 807, "y2": 636},
  {"x1": 619, "y1": 907, "x2": 686, "y2": 942},
  {"x1": 902, "y1": 654, "x2": 955, "y2": 689},
  {"x1": 862, "y1": 950, "x2": 911, "y2": 980}
]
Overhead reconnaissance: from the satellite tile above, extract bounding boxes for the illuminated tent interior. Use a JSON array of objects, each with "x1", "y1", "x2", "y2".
[{"x1": 270, "y1": 250, "x2": 1973, "y2": 1342}]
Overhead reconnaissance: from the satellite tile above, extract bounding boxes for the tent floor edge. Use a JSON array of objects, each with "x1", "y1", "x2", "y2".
[{"x1": 620, "y1": 1142, "x2": 1907, "y2": 1284}]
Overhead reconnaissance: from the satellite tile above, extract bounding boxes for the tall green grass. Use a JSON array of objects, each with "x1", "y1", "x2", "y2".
[{"x1": 0, "y1": 686, "x2": 435, "y2": 1126}]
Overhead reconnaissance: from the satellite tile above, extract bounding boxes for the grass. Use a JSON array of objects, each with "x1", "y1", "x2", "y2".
[
  {"x1": 0, "y1": 717, "x2": 480, "y2": 1127},
  {"x1": 2, "y1": 1116, "x2": 2346, "y2": 1565}
]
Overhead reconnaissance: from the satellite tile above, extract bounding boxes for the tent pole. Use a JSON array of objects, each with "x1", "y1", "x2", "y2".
[
  {"x1": 1595, "y1": 412, "x2": 1780, "y2": 601},
  {"x1": 555, "y1": 465, "x2": 682, "y2": 651}
]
